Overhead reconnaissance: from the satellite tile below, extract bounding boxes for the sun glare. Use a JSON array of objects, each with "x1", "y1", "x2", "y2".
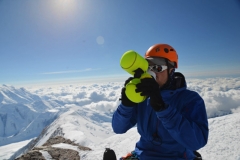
[{"x1": 50, "y1": 0, "x2": 78, "y2": 20}]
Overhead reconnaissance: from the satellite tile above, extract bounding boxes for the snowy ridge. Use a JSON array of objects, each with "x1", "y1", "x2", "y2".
[
  {"x1": 0, "y1": 85, "x2": 62, "y2": 146},
  {"x1": 33, "y1": 106, "x2": 115, "y2": 148}
]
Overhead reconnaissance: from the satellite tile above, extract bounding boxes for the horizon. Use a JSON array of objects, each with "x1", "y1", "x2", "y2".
[{"x1": 2, "y1": 73, "x2": 240, "y2": 88}]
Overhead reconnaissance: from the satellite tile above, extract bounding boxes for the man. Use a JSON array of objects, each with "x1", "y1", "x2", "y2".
[{"x1": 112, "y1": 44, "x2": 209, "y2": 160}]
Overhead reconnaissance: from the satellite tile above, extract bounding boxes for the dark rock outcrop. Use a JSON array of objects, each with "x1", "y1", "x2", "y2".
[{"x1": 15, "y1": 136, "x2": 92, "y2": 160}]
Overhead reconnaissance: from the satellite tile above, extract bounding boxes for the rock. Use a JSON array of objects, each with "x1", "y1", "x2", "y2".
[
  {"x1": 15, "y1": 136, "x2": 92, "y2": 160},
  {"x1": 47, "y1": 147, "x2": 80, "y2": 160},
  {"x1": 43, "y1": 136, "x2": 92, "y2": 151},
  {"x1": 15, "y1": 150, "x2": 45, "y2": 160},
  {"x1": 33, "y1": 146, "x2": 48, "y2": 151}
]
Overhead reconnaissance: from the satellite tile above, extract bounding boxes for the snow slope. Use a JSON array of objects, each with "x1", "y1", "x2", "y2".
[
  {"x1": 35, "y1": 112, "x2": 240, "y2": 160},
  {"x1": 199, "y1": 113, "x2": 240, "y2": 160},
  {"x1": 0, "y1": 139, "x2": 33, "y2": 160},
  {"x1": 77, "y1": 112, "x2": 240, "y2": 160},
  {"x1": 33, "y1": 105, "x2": 116, "y2": 148},
  {"x1": 0, "y1": 85, "x2": 62, "y2": 146}
]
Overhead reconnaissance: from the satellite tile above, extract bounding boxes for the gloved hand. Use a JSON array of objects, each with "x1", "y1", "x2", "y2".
[
  {"x1": 120, "y1": 77, "x2": 137, "y2": 107},
  {"x1": 135, "y1": 77, "x2": 168, "y2": 111}
]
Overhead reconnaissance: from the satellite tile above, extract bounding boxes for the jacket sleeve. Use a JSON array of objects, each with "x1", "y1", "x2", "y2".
[
  {"x1": 112, "y1": 103, "x2": 137, "y2": 134},
  {"x1": 156, "y1": 91, "x2": 209, "y2": 151}
]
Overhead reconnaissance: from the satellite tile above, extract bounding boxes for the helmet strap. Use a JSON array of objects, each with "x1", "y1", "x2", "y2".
[{"x1": 160, "y1": 59, "x2": 175, "y2": 90}]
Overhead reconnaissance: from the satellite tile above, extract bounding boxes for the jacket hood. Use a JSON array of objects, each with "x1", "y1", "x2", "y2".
[
  {"x1": 173, "y1": 72, "x2": 187, "y2": 89},
  {"x1": 160, "y1": 72, "x2": 187, "y2": 101},
  {"x1": 161, "y1": 72, "x2": 187, "y2": 91}
]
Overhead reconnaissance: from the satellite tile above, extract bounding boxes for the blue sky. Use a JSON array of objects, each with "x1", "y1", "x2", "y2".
[{"x1": 1, "y1": 0, "x2": 240, "y2": 86}]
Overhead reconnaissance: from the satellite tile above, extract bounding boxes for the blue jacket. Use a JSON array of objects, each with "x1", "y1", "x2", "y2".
[{"x1": 112, "y1": 73, "x2": 209, "y2": 160}]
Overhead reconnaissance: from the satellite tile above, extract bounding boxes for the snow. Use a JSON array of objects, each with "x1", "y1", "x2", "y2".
[
  {"x1": 52, "y1": 143, "x2": 82, "y2": 157},
  {"x1": 0, "y1": 139, "x2": 32, "y2": 160},
  {"x1": 0, "y1": 85, "x2": 61, "y2": 146},
  {"x1": 47, "y1": 109, "x2": 59, "y2": 112},
  {"x1": 1, "y1": 77, "x2": 240, "y2": 159},
  {"x1": 56, "y1": 112, "x2": 240, "y2": 160},
  {"x1": 37, "y1": 112, "x2": 240, "y2": 160},
  {"x1": 39, "y1": 150, "x2": 52, "y2": 160},
  {"x1": 34, "y1": 106, "x2": 115, "y2": 147},
  {"x1": 199, "y1": 113, "x2": 240, "y2": 160}
]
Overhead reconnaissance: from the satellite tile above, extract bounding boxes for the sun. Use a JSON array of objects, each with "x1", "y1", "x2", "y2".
[
  {"x1": 49, "y1": 0, "x2": 78, "y2": 20},
  {"x1": 55, "y1": 0, "x2": 76, "y2": 11}
]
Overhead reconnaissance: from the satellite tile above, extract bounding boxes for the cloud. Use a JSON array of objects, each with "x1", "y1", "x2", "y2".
[
  {"x1": 28, "y1": 82, "x2": 122, "y2": 109},
  {"x1": 202, "y1": 90, "x2": 240, "y2": 118},
  {"x1": 41, "y1": 68, "x2": 101, "y2": 75},
  {"x1": 187, "y1": 77, "x2": 240, "y2": 118},
  {"x1": 84, "y1": 100, "x2": 120, "y2": 115},
  {"x1": 27, "y1": 77, "x2": 240, "y2": 119},
  {"x1": 89, "y1": 91, "x2": 106, "y2": 102}
]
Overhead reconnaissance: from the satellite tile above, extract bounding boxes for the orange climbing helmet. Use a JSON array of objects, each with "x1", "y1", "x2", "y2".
[{"x1": 145, "y1": 44, "x2": 178, "y2": 68}]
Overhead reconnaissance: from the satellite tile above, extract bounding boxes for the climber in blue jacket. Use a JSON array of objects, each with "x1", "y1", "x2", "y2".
[{"x1": 112, "y1": 44, "x2": 209, "y2": 160}]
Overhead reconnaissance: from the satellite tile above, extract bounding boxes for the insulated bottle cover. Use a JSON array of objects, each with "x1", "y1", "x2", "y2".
[
  {"x1": 120, "y1": 50, "x2": 151, "y2": 103},
  {"x1": 120, "y1": 50, "x2": 148, "y2": 75}
]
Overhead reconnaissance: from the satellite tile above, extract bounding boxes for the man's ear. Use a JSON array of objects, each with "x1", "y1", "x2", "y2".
[{"x1": 169, "y1": 68, "x2": 174, "y2": 74}]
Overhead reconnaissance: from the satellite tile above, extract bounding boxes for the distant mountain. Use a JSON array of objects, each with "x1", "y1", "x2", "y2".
[
  {"x1": 0, "y1": 85, "x2": 63, "y2": 146},
  {"x1": 0, "y1": 85, "x2": 41, "y2": 105}
]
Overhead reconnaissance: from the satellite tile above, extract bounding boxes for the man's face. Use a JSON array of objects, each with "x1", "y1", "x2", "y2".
[
  {"x1": 148, "y1": 62, "x2": 173, "y2": 87},
  {"x1": 155, "y1": 69, "x2": 171, "y2": 87}
]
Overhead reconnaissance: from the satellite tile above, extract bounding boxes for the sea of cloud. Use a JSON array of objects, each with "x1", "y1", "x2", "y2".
[
  {"x1": 27, "y1": 77, "x2": 240, "y2": 119},
  {"x1": 187, "y1": 77, "x2": 240, "y2": 118}
]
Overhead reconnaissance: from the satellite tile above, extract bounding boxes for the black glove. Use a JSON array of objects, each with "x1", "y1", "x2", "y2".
[
  {"x1": 135, "y1": 77, "x2": 167, "y2": 111},
  {"x1": 133, "y1": 68, "x2": 144, "y2": 78},
  {"x1": 120, "y1": 77, "x2": 137, "y2": 107}
]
